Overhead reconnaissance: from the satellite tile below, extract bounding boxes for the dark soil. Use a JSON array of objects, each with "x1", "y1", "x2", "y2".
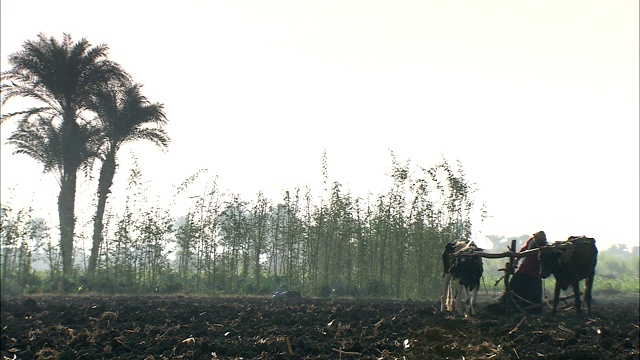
[{"x1": 1, "y1": 295, "x2": 638, "y2": 359}]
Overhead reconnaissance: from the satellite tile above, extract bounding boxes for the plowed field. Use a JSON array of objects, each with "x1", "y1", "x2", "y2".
[{"x1": 1, "y1": 295, "x2": 638, "y2": 359}]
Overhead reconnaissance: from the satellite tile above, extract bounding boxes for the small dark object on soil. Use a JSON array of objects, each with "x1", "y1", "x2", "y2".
[{"x1": 273, "y1": 290, "x2": 302, "y2": 299}]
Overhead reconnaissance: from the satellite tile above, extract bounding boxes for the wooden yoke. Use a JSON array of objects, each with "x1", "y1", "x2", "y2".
[{"x1": 453, "y1": 247, "x2": 540, "y2": 260}]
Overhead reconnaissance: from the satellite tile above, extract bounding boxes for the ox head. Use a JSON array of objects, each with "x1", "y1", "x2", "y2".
[{"x1": 539, "y1": 243, "x2": 574, "y2": 278}]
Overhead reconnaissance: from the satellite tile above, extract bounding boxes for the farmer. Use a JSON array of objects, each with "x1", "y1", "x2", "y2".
[
  {"x1": 509, "y1": 231, "x2": 548, "y2": 313},
  {"x1": 485, "y1": 231, "x2": 548, "y2": 315}
]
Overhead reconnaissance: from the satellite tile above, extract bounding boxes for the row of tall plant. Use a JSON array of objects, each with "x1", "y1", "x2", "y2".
[
  {"x1": 1, "y1": 149, "x2": 483, "y2": 299},
  {"x1": 3, "y1": 185, "x2": 638, "y2": 298}
]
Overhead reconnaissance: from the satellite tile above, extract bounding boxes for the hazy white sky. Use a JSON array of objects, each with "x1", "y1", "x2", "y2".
[{"x1": 1, "y1": 0, "x2": 638, "y2": 251}]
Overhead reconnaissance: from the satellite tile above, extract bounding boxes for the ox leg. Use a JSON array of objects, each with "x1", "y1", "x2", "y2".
[
  {"x1": 469, "y1": 286, "x2": 479, "y2": 315},
  {"x1": 441, "y1": 274, "x2": 451, "y2": 312},
  {"x1": 552, "y1": 283, "x2": 561, "y2": 315},
  {"x1": 584, "y1": 274, "x2": 595, "y2": 316},
  {"x1": 461, "y1": 286, "x2": 470, "y2": 314},
  {"x1": 571, "y1": 281, "x2": 582, "y2": 315},
  {"x1": 455, "y1": 283, "x2": 464, "y2": 314}
]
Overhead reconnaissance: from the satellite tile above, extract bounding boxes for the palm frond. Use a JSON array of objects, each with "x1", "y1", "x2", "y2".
[
  {"x1": 0, "y1": 106, "x2": 58, "y2": 124},
  {"x1": 125, "y1": 127, "x2": 171, "y2": 150},
  {"x1": 6, "y1": 115, "x2": 63, "y2": 174}
]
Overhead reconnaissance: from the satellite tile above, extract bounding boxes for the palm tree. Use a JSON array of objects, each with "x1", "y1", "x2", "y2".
[
  {"x1": 86, "y1": 83, "x2": 169, "y2": 277},
  {"x1": 1, "y1": 33, "x2": 127, "y2": 283}
]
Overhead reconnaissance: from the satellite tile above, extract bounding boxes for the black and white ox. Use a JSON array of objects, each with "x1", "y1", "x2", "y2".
[
  {"x1": 539, "y1": 236, "x2": 598, "y2": 316},
  {"x1": 440, "y1": 241, "x2": 483, "y2": 315}
]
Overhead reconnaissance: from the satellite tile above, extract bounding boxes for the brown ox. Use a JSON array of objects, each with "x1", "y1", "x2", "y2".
[{"x1": 539, "y1": 236, "x2": 598, "y2": 316}]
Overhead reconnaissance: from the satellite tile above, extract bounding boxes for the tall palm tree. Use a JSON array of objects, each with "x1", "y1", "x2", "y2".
[
  {"x1": 86, "y1": 83, "x2": 169, "y2": 277},
  {"x1": 1, "y1": 33, "x2": 127, "y2": 283}
]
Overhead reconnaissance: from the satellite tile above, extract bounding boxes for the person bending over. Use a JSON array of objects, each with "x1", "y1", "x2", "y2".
[{"x1": 510, "y1": 231, "x2": 548, "y2": 313}]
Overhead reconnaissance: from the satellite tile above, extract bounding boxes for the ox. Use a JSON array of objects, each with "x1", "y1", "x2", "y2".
[
  {"x1": 440, "y1": 241, "x2": 483, "y2": 315},
  {"x1": 539, "y1": 236, "x2": 598, "y2": 316}
]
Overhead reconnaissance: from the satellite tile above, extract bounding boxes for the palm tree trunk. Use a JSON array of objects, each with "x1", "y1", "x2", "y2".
[
  {"x1": 88, "y1": 152, "x2": 117, "y2": 277},
  {"x1": 58, "y1": 112, "x2": 81, "y2": 292},
  {"x1": 58, "y1": 169, "x2": 77, "y2": 289}
]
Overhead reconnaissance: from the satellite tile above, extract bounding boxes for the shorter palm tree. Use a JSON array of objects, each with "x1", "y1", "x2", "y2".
[{"x1": 86, "y1": 83, "x2": 170, "y2": 277}]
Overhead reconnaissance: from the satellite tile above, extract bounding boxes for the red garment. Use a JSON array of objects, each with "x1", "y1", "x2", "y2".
[{"x1": 516, "y1": 237, "x2": 541, "y2": 279}]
